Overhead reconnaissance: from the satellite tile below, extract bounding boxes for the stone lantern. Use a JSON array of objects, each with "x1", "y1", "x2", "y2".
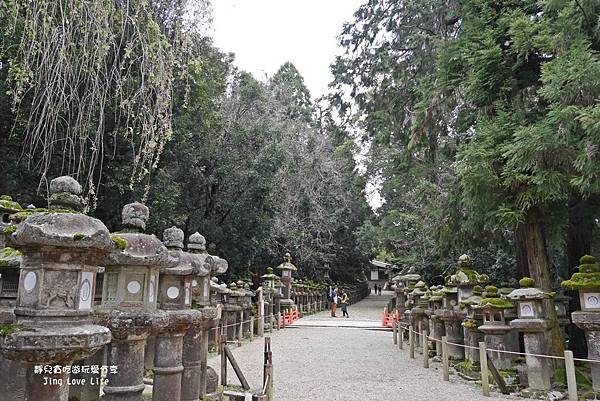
[
  {"x1": 460, "y1": 285, "x2": 484, "y2": 363},
  {"x1": 150, "y1": 226, "x2": 211, "y2": 401},
  {"x1": 275, "y1": 252, "x2": 297, "y2": 310},
  {"x1": 507, "y1": 277, "x2": 555, "y2": 392},
  {"x1": 428, "y1": 286, "x2": 445, "y2": 357},
  {"x1": 409, "y1": 281, "x2": 428, "y2": 349},
  {"x1": 261, "y1": 267, "x2": 277, "y2": 330},
  {"x1": 1, "y1": 176, "x2": 112, "y2": 401},
  {"x1": 187, "y1": 232, "x2": 213, "y2": 308},
  {"x1": 562, "y1": 254, "x2": 600, "y2": 391},
  {"x1": 224, "y1": 282, "x2": 242, "y2": 341},
  {"x1": 447, "y1": 255, "x2": 488, "y2": 302},
  {"x1": 434, "y1": 284, "x2": 464, "y2": 360},
  {"x1": 97, "y1": 202, "x2": 172, "y2": 401},
  {"x1": 235, "y1": 279, "x2": 252, "y2": 338},
  {"x1": 476, "y1": 285, "x2": 518, "y2": 370},
  {"x1": 395, "y1": 279, "x2": 407, "y2": 322}
]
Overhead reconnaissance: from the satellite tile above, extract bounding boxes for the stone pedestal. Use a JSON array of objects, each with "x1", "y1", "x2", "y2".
[
  {"x1": 572, "y1": 313, "x2": 600, "y2": 391},
  {"x1": 153, "y1": 332, "x2": 184, "y2": 401},
  {"x1": 103, "y1": 337, "x2": 148, "y2": 401},
  {"x1": 68, "y1": 346, "x2": 106, "y2": 401}
]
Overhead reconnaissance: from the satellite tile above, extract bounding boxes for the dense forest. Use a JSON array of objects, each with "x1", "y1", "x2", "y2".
[
  {"x1": 1, "y1": 0, "x2": 600, "y2": 292},
  {"x1": 0, "y1": 0, "x2": 370, "y2": 283}
]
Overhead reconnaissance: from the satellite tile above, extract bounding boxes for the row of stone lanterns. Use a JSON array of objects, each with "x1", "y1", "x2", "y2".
[
  {"x1": 392, "y1": 253, "x2": 594, "y2": 396},
  {"x1": 0, "y1": 176, "x2": 227, "y2": 401}
]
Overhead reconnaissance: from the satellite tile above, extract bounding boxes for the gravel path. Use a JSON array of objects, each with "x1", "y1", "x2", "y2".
[{"x1": 208, "y1": 291, "x2": 514, "y2": 401}]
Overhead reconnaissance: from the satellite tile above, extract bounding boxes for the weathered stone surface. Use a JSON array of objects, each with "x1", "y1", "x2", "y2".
[
  {"x1": 12, "y1": 213, "x2": 113, "y2": 251},
  {"x1": 162, "y1": 226, "x2": 184, "y2": 249},
  {"x1": 187, "y1": 232, "x2": 206, "y2": 251},
  {"x1": 121, "y1": 203, "x2": 149, "y2": 232},
  {"x1": 49, "y1": 176, "x2": 82, "y2": 196}
]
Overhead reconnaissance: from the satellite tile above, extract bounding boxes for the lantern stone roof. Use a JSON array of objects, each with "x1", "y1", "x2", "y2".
[
  {"x1": 11, "y1": 177, "x2": 113, "y2": 252},
  {"x1": 506, "y1": 287, "x2": 551, "y2": 300}
]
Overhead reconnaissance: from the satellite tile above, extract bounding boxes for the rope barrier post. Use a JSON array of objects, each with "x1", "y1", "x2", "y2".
[
  {"x1": 238, "y1": 311, "x2": 244, "y2": 346},
  {"x1": 220, "y1": 325, "x2": 227, "y2": 386},
  {"x1": 442, "y1": 336, "x2": 449, "y2": 381},
  {"x1": 423, "y1": 329, "x2": 429, "y2": 368},
  {"x1": 409, "y1": 324, "x2": 415, "y2": 359},
  {"x1": 564, "y1": 350, "x2": 578, "y2": 401},
  {"x1": 250, "y1": 316, "x2": 255, "y2": 340},
  {"x1": 258, "y1": 288, "x2": 265, "y2": 337},
  {"x1": 479, "y1": 342, "x2": 490, "y2": 397},
  {"x1": 393, "y1": 320, "x2": 398, "y2": 345},
  {"x1": 399, "y1": 325, "x2": 403, "y2": 350}
]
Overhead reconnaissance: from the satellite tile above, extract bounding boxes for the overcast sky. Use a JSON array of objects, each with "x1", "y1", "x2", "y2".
[{"x1": 210, "y1": 0, "x2": 364, "y2": 100}]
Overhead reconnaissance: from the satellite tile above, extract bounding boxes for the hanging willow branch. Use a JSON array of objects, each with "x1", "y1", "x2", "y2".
[{"x1": 4, "y1": 0, "x2": 208, "y2": 203}]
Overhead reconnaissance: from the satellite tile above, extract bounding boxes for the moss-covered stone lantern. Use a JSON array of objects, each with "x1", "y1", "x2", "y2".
[
  {"x1": 427, "y1": 286, "x2": 445, "y2": 356},
  {"x1": 507, "y1": 277, "x2": 554, "y2": 391},
  {"x1": 447, "y1": 254, "x2": 489, "y2": 304},
  {"x1": 1, "y1": 176, "x2": 113, "y2": 401},
  {"x1": 476, "y1": 285, "x2": 518, "y2": 369},
  {"x1": 460, "y1": 285, "x2": 484, "y2": 363},
  {"x1": 435, "y1": 284, "x2": 464, "y2": 360},
  {"x1": 562, "y1": 254, "x2": 600, "y2": 391}
]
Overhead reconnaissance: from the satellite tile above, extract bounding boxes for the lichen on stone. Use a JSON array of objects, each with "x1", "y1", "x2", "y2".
[
  {"x1": 0, "y1": 198, "x2": 23, "y2": 213},
  {"x1": 110, "y1": 235, "x2": 128, "y2": 250}
]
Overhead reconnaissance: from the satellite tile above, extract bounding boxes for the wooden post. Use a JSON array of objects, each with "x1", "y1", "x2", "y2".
[
  {"x1": 423, "y1": 328, "x2": 429, "y2": 368},
  {"x1": 399, "y1": 324, "x2": 403, "y2": 350},
  {"x1": 263, "y1": 337, "x2": 273, "y2": 401},
  {"x1": 393, "y1": 320, "x2": 398, "y2": 345},
  {"x1": 224, "y1": 345, "x2": 250, "y2": 390},
  {"x1": 238, "y1": 310, "x2": 244, "y2": 346},
  {"x1": 479, "y1": 342, "x2": 490, "y2": 397},
  {"x1": 442, "y1": 336, "x2": 449, "y2": 381},
  {"x1": 216, "y1": 324, "x2": 221, "y2": 355},
  {"x1": 220, "y1": 326, "x2": 227, "y2": 386},
  {"x1": 409, "y1": 324, "x2": 415, "y2": 359},
  {"x1": 258, "y1": 288, "x2": 265, "y2": 337},
  {"x1": 250, "y1": 315, "x2": 255, "y2": 340},
  {"x1": 565, "y1": 350, "x2": 578, "y2": 401}
]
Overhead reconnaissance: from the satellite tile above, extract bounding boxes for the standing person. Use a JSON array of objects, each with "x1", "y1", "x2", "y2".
[
  {"x1": 330, "y1": 287, "x2": 338, "y2": 317},
  {"x1": 378, "y1": 285, "x2": 382, "y2": 295},
  {"x1": 340, "y1": 290, "x2": 350, "y2": 318},
  {"x1": 373, "y1": 284, "x2": 377, "y2": 295}
]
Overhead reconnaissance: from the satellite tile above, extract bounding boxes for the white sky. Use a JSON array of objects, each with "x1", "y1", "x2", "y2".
[{"x1": 210, "y1": 0, "x2": 364, "y2": 100}]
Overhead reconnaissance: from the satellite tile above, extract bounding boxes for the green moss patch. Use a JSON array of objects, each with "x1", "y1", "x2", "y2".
[
  {"x1": 480, "y1": 297, "x2": 513, "y2": 309},
  {"x1": 2, "y1": 225, "x2": 16, "y2": 236},
  {"x1": 562, "y1": 272, "x2": 600, "y2": 290},
  {"x1": 0, "y1": 324, "x2": 27, "y2": 336},
  {"x1": 73, "y1": 233, "x2": 86, "y2": 241},
  {"x1": 0, "y1": 198, "x2": 23, "y2": 213},
  {"x1": 519, "y1": 277, "x2": 535, "y2": 288}
]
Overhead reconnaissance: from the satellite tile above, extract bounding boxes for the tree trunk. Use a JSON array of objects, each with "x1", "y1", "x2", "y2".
[
  {"x1": 520, "y1": 207, "x2": 553, "y2": 290},
  {"x1": 566, "y1": 196, "x2": 594, "y2": 274},
  {"x1": 514, "y1": 223, "x2": 529, "y2": 282},
  {"x1": 520, "y1": 207, "x2": 564, "y2": 357}
]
